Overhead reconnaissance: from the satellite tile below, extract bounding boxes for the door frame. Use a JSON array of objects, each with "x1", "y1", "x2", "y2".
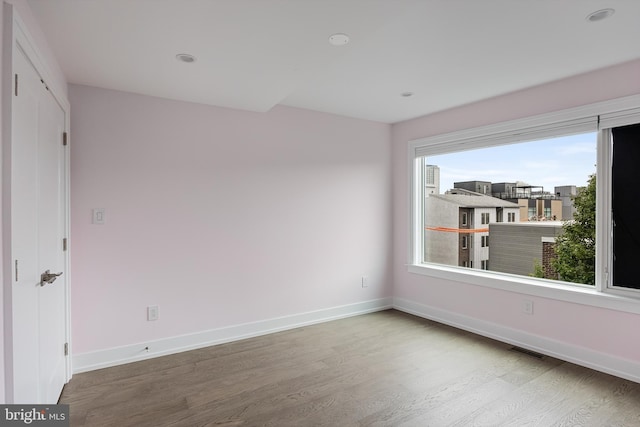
[{"x1": 2, "y1": 4, "x2": 71, "y2": 402}]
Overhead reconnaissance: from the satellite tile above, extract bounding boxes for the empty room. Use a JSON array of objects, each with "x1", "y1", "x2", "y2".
[{"x1": 2, "y1": 0, "x2": 640, "y2": 425}]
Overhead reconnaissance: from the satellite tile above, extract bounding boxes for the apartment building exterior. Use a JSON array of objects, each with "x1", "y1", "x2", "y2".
[
  {"x1": 456, "y1": 180, "x2": 563, "y2": 221},
  {"x1": 489, "y1": 221, "x2": 564, "y2": 278},
  {"x1": 424, "y1": 164, "x2": 440, "y2": 195},
  {"x1": 555, "y1": 185, "x2": 577, "y2": 220},
  {"x1": 453, "y1": 180, "x2": 491, "y2": 195},
  {"x1": 424, "y1": 190, "x2": 520, "y2": 269}
]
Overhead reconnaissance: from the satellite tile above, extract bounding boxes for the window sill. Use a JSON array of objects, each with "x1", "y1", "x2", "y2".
[{"x1": 408, "y1": 263, "x2": 640, "y2": 315}]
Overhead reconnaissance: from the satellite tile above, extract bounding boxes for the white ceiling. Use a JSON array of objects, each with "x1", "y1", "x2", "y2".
[{"x1": 27, "y1": 0, "x2": 640, "y2": 124}]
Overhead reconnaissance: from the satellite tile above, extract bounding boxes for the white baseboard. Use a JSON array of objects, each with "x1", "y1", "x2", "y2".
[
  {"x1": 393, "y1": 297, "x2": 640, "y2": 384},
  {"x1": 74, "y1": 296, "x2": 640, "y2": 384},
  {"x1": 73, "y1": 298, "x2": 393, "y2": 374}
]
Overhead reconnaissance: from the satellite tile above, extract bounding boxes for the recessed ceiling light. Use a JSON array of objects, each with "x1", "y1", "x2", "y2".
[
  {"x1": 176, "y1": 53, "x2": 197, "y2": 63},
  {"x1": 328, "y1": 33, "x2": 350, "y2": 46},
  {"x1": 586, "y1": 8, "x2": 615, "y2": 22},
  {"x1": 401, "y1": 92, "x2": 414, "y2": 97}
]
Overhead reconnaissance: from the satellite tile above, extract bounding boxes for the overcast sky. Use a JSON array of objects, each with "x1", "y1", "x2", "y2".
[{"x1": 426, "y1": 132, "x2": 597, "y2": 193}]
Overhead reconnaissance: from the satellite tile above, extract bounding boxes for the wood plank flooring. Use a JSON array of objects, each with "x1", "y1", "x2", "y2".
[{"x1": 60, "y1": 310, "x2": 640, "y2": 426}]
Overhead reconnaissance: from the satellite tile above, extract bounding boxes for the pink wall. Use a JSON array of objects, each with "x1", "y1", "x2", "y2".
[
  {"x1": 69, "y1": 85, "x2": 392, "y2": 354},
  {"x1": 4, "y1": 0, "x2": 640, "y2": 386},
  {"x1": 392, "y1": 59, "x2": 640, "y2": 362}
]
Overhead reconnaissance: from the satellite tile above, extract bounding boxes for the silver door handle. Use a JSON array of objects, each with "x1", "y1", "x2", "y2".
[{"x1": 40, "y1": 270, "x2": 62, "y2": 286}]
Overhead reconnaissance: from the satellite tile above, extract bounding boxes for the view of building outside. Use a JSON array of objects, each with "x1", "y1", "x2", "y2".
[{"x1": 421, "y1": 132, "x2": 597, "y2": 285}]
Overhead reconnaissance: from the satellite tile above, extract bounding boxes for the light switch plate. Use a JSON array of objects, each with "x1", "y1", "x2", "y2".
[{"x1": 92, "y1": 208, "x2": 105, "y2": 224}]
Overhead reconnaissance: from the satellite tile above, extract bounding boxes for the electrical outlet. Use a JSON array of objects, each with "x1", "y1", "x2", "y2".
[
  {"x1": 522, "y1": 300, "x2": 534, "y2": 315},
  {"x1": 147, "y1": 305, "x2": 159, "y2": 321},
  {"x1": 361, "y1": 276, "x2": 369, "y2": 288}
]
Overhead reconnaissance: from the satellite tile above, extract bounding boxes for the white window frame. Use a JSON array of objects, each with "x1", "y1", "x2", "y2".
[{"x1": 408, "y1": 94, "x2": 640, "y2": 315}]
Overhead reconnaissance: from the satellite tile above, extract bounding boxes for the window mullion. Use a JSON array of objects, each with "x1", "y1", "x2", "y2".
[
  {"x1": 410, "y1": 157, "x2": 424, "y2": 265},
  {"x1": 595, "y1": 128, "x2": 612, "y2": 292}
]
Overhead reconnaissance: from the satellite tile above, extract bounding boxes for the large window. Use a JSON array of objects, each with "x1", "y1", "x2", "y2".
[
  {"x1": 420, "y1": 133, "x2": 596, "y2": 285},
  {"x1": 409, "y1": 95, "x2": 640, "y2": 301}
]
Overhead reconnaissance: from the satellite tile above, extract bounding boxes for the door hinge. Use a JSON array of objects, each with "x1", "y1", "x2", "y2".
[
  {"x1": 14, "y1": 74, "x2": 18, "y2": 96},
  {"x1": 63, "y1": 238, "x2": 67, "y2": 251},
  {"x1": 15, "y1": 260, "x2": 18, "y2": 282},
  {"x1": 64, "y1": 343, "x2": 68, "y2": 356},
  {"x1": 62, "y1": 131, "x2": 68, "y2": 146}
]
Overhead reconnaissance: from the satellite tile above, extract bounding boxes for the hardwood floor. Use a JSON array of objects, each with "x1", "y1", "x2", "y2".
[{"x1": 60, "y1": 310, "x2": 640, "y2": 426}]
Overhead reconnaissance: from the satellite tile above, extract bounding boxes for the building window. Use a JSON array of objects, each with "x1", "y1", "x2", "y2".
[
  {"x1": 461, "y1": 235, "x2": 468, "y2": 249},
  {"x1": 410, "y1": 96, "x2": 640, "y2": 301},
  {"x1": 461, "y1": 212, "x2": 468, "y2": 226},
  {"x1": 481, "y1": 213, "x2": 490, "y2": 224},
  {"x1": 481, "y1": 235, "x2": 489, "y2": 247},
  {"x1": 481, "y1": 260, "x2": 489, "y2": 270}
]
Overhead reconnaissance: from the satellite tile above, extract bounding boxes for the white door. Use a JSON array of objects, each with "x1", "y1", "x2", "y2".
[{"x1": 11, "y1": 44, "x2": 68, "y2": 403}]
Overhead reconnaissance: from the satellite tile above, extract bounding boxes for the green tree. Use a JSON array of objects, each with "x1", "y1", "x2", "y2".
[
  {"x1": 530, "y1": 259, "x2": 545, "y2": 279},
  {"x1": 552, "y1": 174, "x2": 596, "y2": 285}
]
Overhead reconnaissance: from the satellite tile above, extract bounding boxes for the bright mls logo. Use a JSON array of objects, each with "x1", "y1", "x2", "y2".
[{"x1": 1, "y1": 405, "x2": 69, "y2": 426}]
